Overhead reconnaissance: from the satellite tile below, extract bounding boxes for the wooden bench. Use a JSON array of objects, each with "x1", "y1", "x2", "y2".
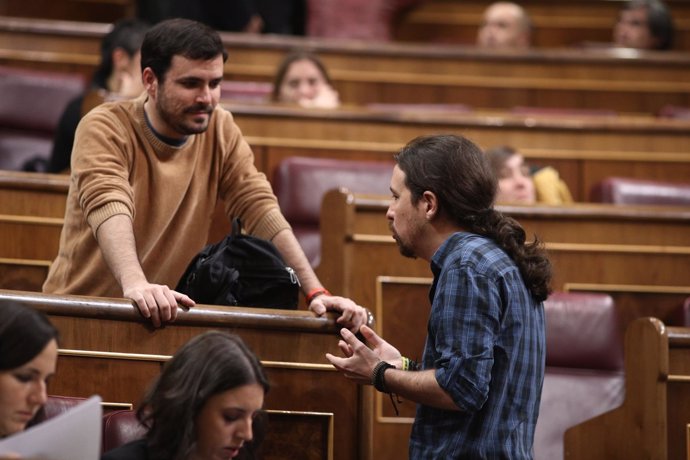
[
  {"x1": 565, "y1": 317, "x2": 690, "y2": 459},
  {"x1": 0, "y1": 289, "x2": 364, "y2": 460},
  {"x1": 2, "y1": 16, "x2": 690, "y2": 112},
  {"x1": 317, "y1": 189, "x2": 690, "y2": 334}
]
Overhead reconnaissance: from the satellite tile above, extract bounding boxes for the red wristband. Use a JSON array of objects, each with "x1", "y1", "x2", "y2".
[{"x1": 306, "y1": 287, "x2": 331, "y2": 305}]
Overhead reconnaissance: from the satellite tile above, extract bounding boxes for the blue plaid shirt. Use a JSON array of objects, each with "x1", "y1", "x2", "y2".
[{"x1": 409, "y1": 232, "x2": 545, "y2": 459}]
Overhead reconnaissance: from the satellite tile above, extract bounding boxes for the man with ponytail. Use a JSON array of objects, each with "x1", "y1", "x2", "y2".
[{"x1": 327, "y1": 134, "x2": 552, "y2": 459}]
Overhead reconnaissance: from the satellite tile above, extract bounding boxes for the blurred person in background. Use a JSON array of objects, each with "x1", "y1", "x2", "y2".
[
  {"x1": 486, "y1": 145, "x2": 573, "y2": 205},
  {"x1": 477, "y1": 2, "x2": 532, "y2": 49},
  {"x1": 48, "y1": 19, "x2": 150, "y2": 173},
  {"x1": 613, "y1": 0, "x2": 674, "y2": 50},
  {"x1": 271, "y1": 51, "x2": 340, "y2": 109}
]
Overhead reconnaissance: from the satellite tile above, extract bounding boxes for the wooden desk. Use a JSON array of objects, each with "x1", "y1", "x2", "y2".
[
  {"x1": 2, "y1": 16, "x2": 690, "y2": 112},
  {"x1": 565, "y1": 317, "x2": 690, "y2": 460},
  {"x1": 0, "y1": 289, "x2": 361, "y2": 460}
]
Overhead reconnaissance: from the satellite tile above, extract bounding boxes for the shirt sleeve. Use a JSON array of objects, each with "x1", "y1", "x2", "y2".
[{"x1": 432, "y1": 266, "x2": 503, "y2": 412}]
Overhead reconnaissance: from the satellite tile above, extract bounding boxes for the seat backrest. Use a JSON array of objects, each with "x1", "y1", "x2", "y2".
[
  {"x1": 590, "y1": 176, "x2": 690, "y2": 206},
  {"x1": 667, "y1": 296, "x2": 690, "y2": 327},
  {"x1": 101, "y1": 410, "x2": 147, "y2": 454},
  {"x1": 658, "y1": 105, "x2": 690, "y2": 120},
  {"x1": 511, "y1": 106, "x2": 618, "y2": 118},
  {"x1": 220, "y1": 80, "x2": 272, "y2": 103},
  {"x1": 0, "y1": 66, "x2": 85, "y2": 133},
  {"x1": 306, "y1": 0, "x2": 398, "y2": 40},
  {"x1": 27, "y1": 395, "x2": 86, "y2": 428},
  {"x1": 534, "y1": 292, "x2": 625, "y2": 460},
  {"x1": 272, "y1": 156, "x2": 394, "y2": 267}
]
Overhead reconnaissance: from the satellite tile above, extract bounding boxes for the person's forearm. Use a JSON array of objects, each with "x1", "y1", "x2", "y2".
[
  {"x1": 271, "y1": 228, "x2": 322, "y2": 293},
  {"x1": 384, "y1": 369, "x2": 461, "y2": 411},
  {"x1": 95, "y1": 214, "x2": 147, "y2": 290}
]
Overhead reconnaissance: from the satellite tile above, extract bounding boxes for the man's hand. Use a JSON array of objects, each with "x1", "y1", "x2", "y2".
[
  {"x1": 326, "y1": 325, "x2": 402, "y2": 384},
  {"x1": 309, "y1": 294, "x2": 368, "y2": 332},
  {"x1": 123, "y1": 282, "x2": 195, "y2": 328}
]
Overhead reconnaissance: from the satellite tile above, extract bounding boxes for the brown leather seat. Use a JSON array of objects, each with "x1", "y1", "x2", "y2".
[
  {"x1": 27, "y1": 395, "x2": 86, "y2": 428},
  {"x1": 272, "y1": 156, "x2": 394, "y2": 267},
  {"x1": 534, "y1": 292, "x2": 625, "y2": 460},
  {"x1": 590, "y1": 176, "x2": 690, "y2": 206},
  {"x1": 101, "y1": 409, "x2": 147, "y2": 454}
]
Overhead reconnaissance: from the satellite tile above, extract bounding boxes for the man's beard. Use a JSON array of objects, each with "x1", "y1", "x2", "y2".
[
  {"x1": 157, "y1": 96, "x2": 212, "y2": 136},
  {"x1": 392, "y1": 233, "x2": 417, "y2": 259}
]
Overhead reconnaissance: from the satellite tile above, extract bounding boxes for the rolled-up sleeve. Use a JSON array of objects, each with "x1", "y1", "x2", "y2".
[{"x1": 432, "y1": 267, "x2": 502, "y2": 412}]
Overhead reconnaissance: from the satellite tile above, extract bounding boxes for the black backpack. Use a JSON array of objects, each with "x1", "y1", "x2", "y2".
[{"x1": 176, "y1": 219, "x2": 300, "y2": 309}]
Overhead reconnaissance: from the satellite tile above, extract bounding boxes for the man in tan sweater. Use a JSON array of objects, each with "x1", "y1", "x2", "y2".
[{"x1": 43, "y1": 18, "x2": 366, "y2": 329}]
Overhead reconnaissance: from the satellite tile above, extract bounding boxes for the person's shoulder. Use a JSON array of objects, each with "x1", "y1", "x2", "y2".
[
  {"x1": 443, "y1": 232, "x2": 514, "y2": 272},
  {"x1": 101, "y1": 438, "x2": 149, "y2": 460}
]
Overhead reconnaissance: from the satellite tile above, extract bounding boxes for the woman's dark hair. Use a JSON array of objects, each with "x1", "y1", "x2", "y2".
[
  {"x1": 270, "y1": 50, "x2": 334, "y2": 102},
  {"x1": 140, "y1": 18, "x2": 229, "y2": 84},
  {"x1": 624, "y1": 0, "x2": 675, "y2": 50},
  {"x1": 92, "y1": 19, "x2": 150, "y2": 89},
  {"x1": 395, "y1": 134, "x2": 552, "y2": 301},
  {"x1": 138, "y1": 331, "x2": 269, "y2": 460},
  {"x1": 485, "y1": 145, "x2": 518, "y2": 177},
  {"x1": 0, "y1": 301, "x2": 59, "y2": 371}
]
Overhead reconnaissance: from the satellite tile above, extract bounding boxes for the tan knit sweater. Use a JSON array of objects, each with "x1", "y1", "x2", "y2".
[{"x1": 43, "y1": 94, "x2": 289, "y2": 297}]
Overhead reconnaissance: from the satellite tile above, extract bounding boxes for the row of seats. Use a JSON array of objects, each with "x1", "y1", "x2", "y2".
[
  {"x1": 28, "y1": 290, "x2": 659, "y2": 459},
  {"x1": 0, "y1": 65, "x2": 85, "y2": 171},
  {"x1": 271, "y1": 157, "x2": 690, "y2": 269}
]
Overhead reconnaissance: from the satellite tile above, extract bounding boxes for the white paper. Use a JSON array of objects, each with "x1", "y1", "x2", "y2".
[{"x1": 0, "y1": 395, "x2": 102, "y2": 460}]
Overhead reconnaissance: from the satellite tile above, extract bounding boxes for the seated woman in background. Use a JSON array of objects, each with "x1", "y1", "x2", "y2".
[
  {"x1": 486, "y1": 145, "x2": 573, "y2": 205},
  {"x1": 47, "y1": 19, "x2": 150, "y2": 173},
  {"x1": 271, "y1": 51, "x2": 340, "y2": 109},
  {"x1": 0, "y1": 301, "x2": 59, "y2": 439},
  {"x1": 102, "y1": 331, "x2": 268, "y2": 460}
]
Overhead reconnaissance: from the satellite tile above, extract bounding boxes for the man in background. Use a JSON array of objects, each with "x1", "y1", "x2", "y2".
[
  {"x1": 613, "y1": 0, "x2": 674, "y2": 50},
  {"x1": 477, "y1": 2, "x2": 532, "y2": 49}
]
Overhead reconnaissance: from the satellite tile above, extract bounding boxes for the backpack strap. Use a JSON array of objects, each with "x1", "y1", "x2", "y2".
[{"x1": 231, "y1": 217, "x2": 243, "y2": 236}]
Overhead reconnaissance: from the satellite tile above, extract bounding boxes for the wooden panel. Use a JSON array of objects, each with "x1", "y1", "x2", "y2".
[
  {"x1": 0, "y1": 259, "x2": 50, "y2": 291},
  {"x1": 565, "y1": 319, "x2": 690, "y2": 459},
  {"x1": 0, "y1": 171, "x2": 69, "y2": 216},
  {"x1": 260, "y1": 410, "x2": 334, "y2": 460},
  {"x1": 0, "y1": 215, "x2": 62, "y2": 259},
  {"x1": 372, "y1": 277, "x2": 430, "y2": 460}
]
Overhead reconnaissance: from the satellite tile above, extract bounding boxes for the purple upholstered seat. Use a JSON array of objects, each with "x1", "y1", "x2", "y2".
[
  {"x1": 535, "y1": 292, "x2": 625, "y2": 460},
  {"x1": 590, "y1": 177, "x2": 690, "y2": 206},
  {"x1": 0, "y1": 66, "x2": 85, "y2": 171},
  {"x1": 272, "y1": 156, "x2": 394, "y2": 267}
]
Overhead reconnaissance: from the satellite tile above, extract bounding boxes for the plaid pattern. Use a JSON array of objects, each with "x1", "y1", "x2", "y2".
[{"x1": 409, "y1": 232, "x2": 545, "y2": 459}]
